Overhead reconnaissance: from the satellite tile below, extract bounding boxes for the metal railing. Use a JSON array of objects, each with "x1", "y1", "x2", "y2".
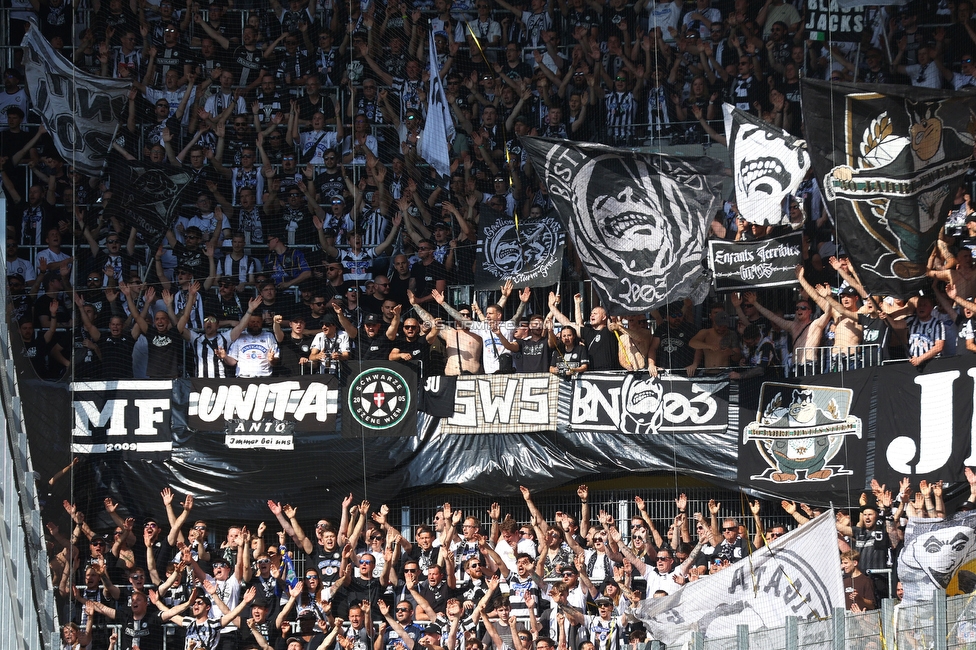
[
  {"x1": 793, "y1": 344, "x2": 883, "y2": 377},
  {"x1": 0, "y1": 199, "x2": 57, "y2": 649}
]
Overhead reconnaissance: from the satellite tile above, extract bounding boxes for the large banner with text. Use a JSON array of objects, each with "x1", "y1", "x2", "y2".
[{"x1": 18, "y1": 355, "x2": 976, "y2": 519}]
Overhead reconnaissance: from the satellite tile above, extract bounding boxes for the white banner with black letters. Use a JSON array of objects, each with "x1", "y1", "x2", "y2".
[
  {"x1": 438, "y1": 373, "x2": 560, "y2": 434},
  {"x1": 708, "y1": 233, "x2": 802, "y2": 291},
  {"x1": 22, "y1": 21, "x2": 130, "y2": 176},
  {"x1": 72, "y1": 381, "x2": 173, "y2": 458},
  {"x1": 634, "y1": 511, "x2": 845, "y2": 648}
]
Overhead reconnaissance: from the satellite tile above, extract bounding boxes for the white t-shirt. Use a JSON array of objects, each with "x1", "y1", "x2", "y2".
[{"x1": 228, "y1": 331, "x2": 278, "y2": 377}]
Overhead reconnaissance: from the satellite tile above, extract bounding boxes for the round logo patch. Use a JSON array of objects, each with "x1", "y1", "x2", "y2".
[{"x1": 347, "y1": 367, "x2": 411, "y2": 429}]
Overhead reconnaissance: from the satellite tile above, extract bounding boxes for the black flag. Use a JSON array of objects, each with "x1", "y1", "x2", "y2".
[
  {"x1": 107, "y1": 154, "x2": 192, "y2": 251},
  {"x1": 474, "y1": 206, "x2": 565, "y2": 289},
  {"x1": 522, "y1": 137, "x2": 723, "y2": 315},
  {"x1": 802, "y1": 80, "x2": 975, "y2": 297}
]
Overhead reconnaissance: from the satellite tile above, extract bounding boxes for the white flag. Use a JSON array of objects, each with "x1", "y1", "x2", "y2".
[
  {"x1": 723, "y1": 103, "x2": 810, "y2": 226},
  {"x1": 22, "y1": 21, "x2": 130, "y2": 176},
  {"x1": 634, "y1": 511, "x2": 845, "y2": 649},
  {"x1": 417, "y1": 31, "x2": 455, "y2": 180}
]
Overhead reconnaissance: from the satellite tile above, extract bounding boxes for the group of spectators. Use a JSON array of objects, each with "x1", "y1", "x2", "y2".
[
  {"x1": 4, "y1": 0, "x2": 976, "y2": 383},
  {"x1": 48, "y1": 469, "x2": 976, "y2": 650}
]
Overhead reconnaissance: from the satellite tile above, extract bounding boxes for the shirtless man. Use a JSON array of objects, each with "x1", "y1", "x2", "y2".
[
  {"x1": 799, "y1": 269, "x2": 863, "y2": 357},
  {"x1": 736, "y1": 289, "x2": 817, "y2": 369},
  {"x1": 929, "y1": 246, "x2": 976, "y2": 301},
  {"x1": 409, "y1": 290, "x2": 483, "y2": 375},
  {"x1": 689, "y1": 311, "x2": 741, "y2": 371},
  {"x1": 608, "y1": 314, "x2": 655, "y2": 371}
]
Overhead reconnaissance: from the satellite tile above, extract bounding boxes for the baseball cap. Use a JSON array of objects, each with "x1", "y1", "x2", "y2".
[
  {"x1": 840, "y1": 286, "x2": 858, "y2": 296},
  {"x1": 363, "y1": 313, "x2": 381, "y2": 324}
]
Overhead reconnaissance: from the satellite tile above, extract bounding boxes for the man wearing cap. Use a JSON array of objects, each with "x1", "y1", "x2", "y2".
[
  {"x1": 799, "y1": 271, "x2": 865, "y2": 362},
  {"x1": 689, "y1": 310, "x2": 741, "y2": 371},
  {"x1": 311, "y1": 311, "x2": 352, "y2": 376},
  {"x1": 265, "y1": 232, "x2": 312, "y2": 290},
  {"x1": 351, "y1": 313, "x2": 396, "y2": 361},
  {"x1": 153, "y1": 583, "x2": 257, "y2": 648},
  {"x1": 836, "y1": 504, "x2": 891, "y2": 600},
  {"x1": 408, "y1": 238, "x2": 448, "y2": 310}
]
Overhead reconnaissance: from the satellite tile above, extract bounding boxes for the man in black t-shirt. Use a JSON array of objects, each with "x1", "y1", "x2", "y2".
[
  {"x1": 90, "y1": 590, "x2": 166, "y2": 650},
  {"x1": 390, "y1": 315, "x2": 433, "y2": 377},
  {"x1": 515, "y1": 314, "x2": 553, "y2": 374},
  {"x1": 650, "y1": 306, "x2": 701, "y2": 375},
  {"x1": 409, "y1": 240, "x2": 448, "y2": 313},
  {"x1": 355, "y1": 313, "x2": 395, "y2": 361}
]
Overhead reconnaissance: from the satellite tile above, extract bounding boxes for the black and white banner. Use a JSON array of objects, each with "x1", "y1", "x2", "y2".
[
  {"x1": 522, "y1": 137, "x2": 723, "y2": 315},
  {"x1": 804, "y1": 0, "x2": 865, "y2": 42},
  {"x1": 873, "y1": 356, "x2": 976, "y2": 489},
  {"x1": 723, "y1": 104, "x2": 810, "y2": 226},
  {"x1": 437, "y1": 373, "x2": 560, "y2": 434},
  {"x1": 22, "y1": 22, "x2": 130, "y2": 176},
  {"x1": 709, "y1": 233, "x2": 802, "y2": 290},
  {"x1": 108, "y1": 154, "x2": 193, "y2": 252},
  {"x1": 186, "y1": 375, "x2": 340, "y2": 448},
  {"x1": 737, "y1": 369, "x2": 871, "y2": 494},
  {"x1": 71, "y1": 381, "x2": 173, "y2": 457},
  {"x1": 803, "y1": 81, "x2": 975, "y2": 297},
  {"x1": 635, "y1": 512, "x2": 844, "y2": 648},
  {"x1": 899, "y1": 509, "x2": 976, "y2": 605},
  {"x1": 475, "y1": 207, "x2": 565, "y2": 289},
  {"x1": 558, "y1": 373, "x2": 730, "y2": 435}
]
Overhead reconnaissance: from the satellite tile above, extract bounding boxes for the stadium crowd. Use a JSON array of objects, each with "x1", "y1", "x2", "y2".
[
  {"x1": 47, "y1": 470, "x2": 976, "y2": 650},
  {"x1": 4, "y1": 0, "x2": 976, "y2": 382}
]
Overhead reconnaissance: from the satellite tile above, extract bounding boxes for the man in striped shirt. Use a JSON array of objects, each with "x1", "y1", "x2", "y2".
[
  {"x1": 894, "y1": 293, "x2": 945, "y2": 366},
  {"x1": 178, "y1": 285, "x2": 255, "y2": 378}
]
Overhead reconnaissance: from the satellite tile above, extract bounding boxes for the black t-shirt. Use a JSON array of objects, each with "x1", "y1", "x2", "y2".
[
  {"x1": 356, "y1": 329, "x2": 394, "y2": 361},
  {"x1": 145, "y1": 327, "x2": 183, "y2": 378},
  {"x1": 653, "y1": 321, "x2": 699, "y2": 369},
  {"x1": 278, "y1": 334, "x2": 314, "y2": 376},
  {"x1": 20, "y1": 332, "x2": 52, "y2": 378},
  {"x1": 99, "y1": 333, "x2": 136, "y2": 379},
  {"x1": 583, "y1": 326, "x2": 619, "y2": 371},
  {"x1": 551, "y1": 343, "x2": 589, "y2": 371},
  {"x1": 307, "y1": 543, "x2": 343, "y2": 587},
  {"x1": 173, "y1": 242, "x2": 208, "y2": 279},
  {"x1": 409, "y1": 260, "x2": 448, "y2": 299},
  {"x1": 517, "y1": 336, "x2": 550, "y2": 374},
  {"x1": 391, "y1": 335, "x2": 432, "y2": 375},
  {"x1": 858, "y1": 314, "x2": 892, "y2": 359},
  {"x1": 115, "y1": 606, "x2": 166, "y2": 650}
]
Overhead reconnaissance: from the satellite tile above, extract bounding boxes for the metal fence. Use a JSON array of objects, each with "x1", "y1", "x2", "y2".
[
  {"x1": 0, "y1": 208, "x2": 58, "y2": 650},
  {"x1": 793, "y1": 345, "x2": 883, "y2": 377}
]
